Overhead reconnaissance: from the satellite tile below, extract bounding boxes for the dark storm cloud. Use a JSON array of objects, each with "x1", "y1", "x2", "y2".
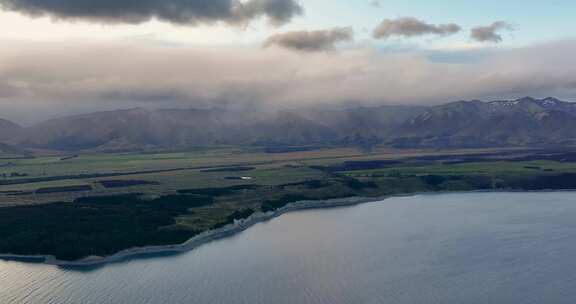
[
  {"x1": 470, "y1": 21, "x2": 513, "y2": 43},
  {"x1": 373, "y1": 17, "x2": 461, "y2": 39},
  {"x1": 0, "y1": 0, "x2": 303, "y2": 25},
  {"x1": 264, "y1": 27, "x2": 354, "y2": 52},
  {"x1": 241, "y1": 0, "x2": 303, "y2": 25}
]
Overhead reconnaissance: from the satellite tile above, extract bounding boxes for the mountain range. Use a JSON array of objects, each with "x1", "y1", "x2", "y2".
[{"x1": 1, "y1": 97, "x2": 575, "y2": 152}]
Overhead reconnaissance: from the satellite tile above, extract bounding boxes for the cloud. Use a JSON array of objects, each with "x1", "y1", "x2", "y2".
[
  {"x1": 1, "y1": 40, "x2": 576, "y2": 123},
  {"x1": 373, "y1": 17, "x2": 461, "y2": 39},
  {"x1": 470, "y1": 21, "x2": 513, "y2": 43},
  {"x1": 264, "y1": 27, "x2": 354, "y2": 52},
  {"x1": 0, "y1": 0, "x2": 303, "y2": 26},
  {"x1": 369, "y1": 1, "x2": 381, "y2": 8}
]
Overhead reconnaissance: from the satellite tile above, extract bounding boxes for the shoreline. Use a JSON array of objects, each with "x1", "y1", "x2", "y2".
[
  {"x1": 0, "y1": 189, "x2": 574, "y2": 267},
  {"x1": 0, "y1": 195, "x2": 381, "y2": 266}
]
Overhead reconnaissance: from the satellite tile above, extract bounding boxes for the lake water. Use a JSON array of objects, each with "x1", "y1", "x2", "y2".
[{"x1": 2, "y1": 192, "x2": 576, "y2": 304}]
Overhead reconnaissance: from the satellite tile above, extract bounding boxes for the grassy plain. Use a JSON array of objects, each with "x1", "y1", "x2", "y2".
[{"x1": 0, "y1": 146, "x2": 528, "y2": 204}]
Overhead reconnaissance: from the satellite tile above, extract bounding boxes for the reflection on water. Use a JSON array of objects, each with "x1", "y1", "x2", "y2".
[{"x1": 2, "y1": 192, "x2": 576, "y2": 304}]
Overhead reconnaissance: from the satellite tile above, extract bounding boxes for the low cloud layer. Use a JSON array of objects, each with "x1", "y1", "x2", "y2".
[
  {"x1": 0, "y1": 0, "x2": 303, "y2": 25},
  {"x1": 1, "y1": 40, "x2": 576, "y2": 123},
  {"x1": 264, "y1": 27, "x2": 353, "y2": 52},
  {"x1": 471, "y1": 21, "x2": 513, "y2": 43},
  {"x1": 373, "y1": 17, "x2": 461, "y2": 39}
]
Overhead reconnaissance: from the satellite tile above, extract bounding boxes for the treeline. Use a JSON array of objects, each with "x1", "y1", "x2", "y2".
[{"x1": 0, "y1": 193, "x2": 214, "y2": 260}]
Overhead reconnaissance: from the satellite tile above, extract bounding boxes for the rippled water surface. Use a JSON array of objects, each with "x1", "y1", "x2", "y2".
[{"x1": 2, "y1": 192, "x2": 576, "y2": 304}]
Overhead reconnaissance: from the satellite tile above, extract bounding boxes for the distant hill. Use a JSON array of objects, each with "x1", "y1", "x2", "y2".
[
  {"x1": 393, "y1": 97, "x2": 576, "y2": 148},
  {"x1": 1, "y1": 97, "x2": 576, "y2": 151},
  {"x1": 0, "y1": 118, "x2": 22, "y2": 143},
  {"x1": 0, "y1": 142, "x2": 28, "y2": 158},
  {"x1": 0, "y1": 118, "x2": 27, "y2": 157},
  {"x1": 12, "y1": 105, "x2": 425, "y2": 151}
]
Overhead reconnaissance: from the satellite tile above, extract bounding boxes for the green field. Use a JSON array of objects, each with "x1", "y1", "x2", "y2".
[
  {"x1": 345, "y1": 160, "x2": 576, "y2": 178},
  {"x1": 0, "y1": 146, "x2": 529, "y2": 205}
]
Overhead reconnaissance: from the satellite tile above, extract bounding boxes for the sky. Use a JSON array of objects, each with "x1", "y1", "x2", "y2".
[{"x1": 0, "y1": 0, "x2": 575, "y2": 124}]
